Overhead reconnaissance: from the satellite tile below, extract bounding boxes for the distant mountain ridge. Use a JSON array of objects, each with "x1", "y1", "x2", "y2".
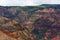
[
  {"x1": 40, "y1": 4, "x2": 60, "y2": 8},
  {"x1": 41, "y1": 4, "x2": 60, "y2": 6}
]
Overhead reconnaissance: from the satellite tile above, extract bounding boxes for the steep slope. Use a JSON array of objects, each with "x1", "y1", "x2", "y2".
[{"x1": 0, "y1": 16, "x2": 35, "y2": 40}]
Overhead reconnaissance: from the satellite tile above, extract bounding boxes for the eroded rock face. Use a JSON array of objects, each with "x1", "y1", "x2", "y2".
[
  {"x1": 0, "y1": 16, "x2": 35, "y2": 40},
  {"x1": 0, "y1": 16, "x2": 24, "y2": 32},
  {"x1": 0, "y1": 31, "x2": 16, "y2": 40},
  {"x1": 33, "y1": 12, "x2": 60, "y2": 40}
]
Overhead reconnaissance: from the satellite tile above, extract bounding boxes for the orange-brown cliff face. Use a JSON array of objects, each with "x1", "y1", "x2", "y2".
[
  {"x1": 0, "y1": 16, "x2": 23, "y2": 40},
  {"x1": 0, "y1": 16, "x2": 35, "y2": 40}
]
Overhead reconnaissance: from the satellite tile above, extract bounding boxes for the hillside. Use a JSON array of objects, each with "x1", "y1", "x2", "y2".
[{"x1": 0, "y1": 6, "x2": 60, "y2": 40}]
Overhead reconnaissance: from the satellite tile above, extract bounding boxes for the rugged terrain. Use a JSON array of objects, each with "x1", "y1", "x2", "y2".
[{"x1": 0, "y1": 6, "x2": 60, "y2": 40}]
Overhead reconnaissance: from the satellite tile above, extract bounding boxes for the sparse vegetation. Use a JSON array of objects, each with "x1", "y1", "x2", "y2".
[{"x1": 0, "y1": 6, "x2": 60, "y2": 40}]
